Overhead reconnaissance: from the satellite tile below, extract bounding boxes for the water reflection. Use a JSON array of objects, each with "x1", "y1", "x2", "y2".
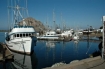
[
  {"x1": 46, "y1": 41, "x2": 56, "y2": 48},
  {"x1": 61, "y1": 41, "x2": 66, "y2": 61},
  {"x1": 74, "y1": 40, "x2": 79, "y2": 44},
  {"x1": 45, "y1": 41, "x2": 57, "y2": 64},
  {"x1": 10, "y1": 52, "x2": 38, "y2": 69},
  {"x1": 73, "y1": 40, "x2": 79, "y2": 57},
  {"x1": 74, "y1": 40, "x2": 79, "y2": 52}
]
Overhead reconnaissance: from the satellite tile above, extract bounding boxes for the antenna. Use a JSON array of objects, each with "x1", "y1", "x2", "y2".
[
  {"x1": 13, "y1": 0, "x2": 16, "y2": 26},
  {"x1": 26, "y1": 0, "x2": 29, "y2": 17},
  {"x1": 18, "y1": 0, "x2": 19, "y2": 5},
  {"x1": 8, "y1": 0, "x2": 10, "y2": 31},
  {"x1": 14, "y1": 0, "x2": 16, "y2": 7},
  {"x1": 8, "y1": 0, "x2": 28, "y2": 26}
]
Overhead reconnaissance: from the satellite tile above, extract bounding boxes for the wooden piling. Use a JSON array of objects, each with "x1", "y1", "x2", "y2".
[{"x1": 102, "y1": 16, "x2": 105, "y2": 59}]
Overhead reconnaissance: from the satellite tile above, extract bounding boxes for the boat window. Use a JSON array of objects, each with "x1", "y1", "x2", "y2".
[
  {"x1": 17, "y1": 34, "x2": 19, "y2": 37},
  {"x1": 26, "y1": 34, "x2": 28, "y2": 37},
  {"x1": 20, "y1": 34, "x2": 22, "y2": 37},
  {"x1": 14, "y1": 34, "x2": 16, "y2": 37},
  {"x1": 23, "y1": 34, "x2": 25, "y2": 37},
  {"x1": 29, "y1": 34, "x2": 31, "y2": 36}
]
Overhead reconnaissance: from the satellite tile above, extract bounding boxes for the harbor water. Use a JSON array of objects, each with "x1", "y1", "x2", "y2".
[{"x1": 0, "y1": 32, "x2": 101, "y2": 69}]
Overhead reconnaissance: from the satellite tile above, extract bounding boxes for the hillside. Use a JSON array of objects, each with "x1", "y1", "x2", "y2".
[{"x1": 19, "y1": 17, "x2": 46, "y2": 33}]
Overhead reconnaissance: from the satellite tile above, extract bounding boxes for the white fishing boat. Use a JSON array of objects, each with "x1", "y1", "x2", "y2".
[
  {"x1": 37, "y1": 30, "x2": 60, "y2": 40},
  {"x1": 5, "y1": 0, "x2": 37, "y2": 55},
  {"x1": 60, "y1": 29, "x2": 73, "y2": 38}
]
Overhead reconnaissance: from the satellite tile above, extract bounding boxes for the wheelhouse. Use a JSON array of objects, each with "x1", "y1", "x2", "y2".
[
  {"x1": 8, "y1": 32, "x2": 36, "y2": 40},
  {"x1": 14, "y1": 33, "x2": 35, "y2": 37}
]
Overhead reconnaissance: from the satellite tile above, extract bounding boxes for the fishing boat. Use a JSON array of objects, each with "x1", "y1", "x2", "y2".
[
  {"x1": 5, "y1": 0, "x2": 37, "y2": 55},
  {"x1": 37, "y1": 10, "x2": 61, "y2": 40},
  {"x1": 60, "y1": 30, "x2": 73, "y2": 38},
  {"x1": 37, "y1": 30, "x2": 60, "y2": 40}
]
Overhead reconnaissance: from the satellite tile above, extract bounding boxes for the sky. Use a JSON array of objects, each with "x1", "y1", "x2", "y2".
[{"x1": 0, "y1": 0, "x2": 105, "y2": 30}]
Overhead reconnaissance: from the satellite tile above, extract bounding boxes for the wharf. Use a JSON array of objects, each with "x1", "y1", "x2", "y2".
[
  {"x1": 83, "y1": 33, "x2": 102, "y2": 38},
  {"x1": 0, "y1": 43, "x2": 14, "y2": 62},
  {"x1": 37, "y1": 37, "x2": 72, "y2": 42},
  {"x1": 37, "y1": 38, "x2": 64, "y2": 41},
  {"x1": 43, "y1": 56, "x2": 105, "y2": 69}
]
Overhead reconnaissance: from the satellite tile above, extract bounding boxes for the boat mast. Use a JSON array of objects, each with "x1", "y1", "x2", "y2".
[
  {"x1": 8, "y1": 0, "x2": 28, "y2": 26},
  {"x1": 7, "y1": 0, "x2": 10, "y2": 32},
  {"x1": 46, "y1": 15, "x2": 49, "y2": 31},
  {"x1": 61, "y1": 13, "x2": 63, "y2": 31},
  {"x1": 53, "y1": 9, "x2": 56, "y2": 30}
]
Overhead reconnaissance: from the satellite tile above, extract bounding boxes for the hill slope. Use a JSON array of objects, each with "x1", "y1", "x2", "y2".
[{"x1": 19, "y1": 17, "x2": 46, "y2": 33}]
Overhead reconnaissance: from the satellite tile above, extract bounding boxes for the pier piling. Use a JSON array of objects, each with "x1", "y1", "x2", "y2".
[{"x1": 102, "y1": 16, "x2": 105, "y2": 59}]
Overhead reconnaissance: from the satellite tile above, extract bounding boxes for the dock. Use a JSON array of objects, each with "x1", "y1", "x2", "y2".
[
  {"x1": 0, "y1": 43, "x2": 14, "y2": 62},
  {"x1": 37, "y1": 37, "x2": 64, "y2": 41},
  {"x1": 43, "y1": 56, "x2": 105, "y2": 69},
  {"x1": 37, "y1": 36, "x2": 72, "y2": 42}
]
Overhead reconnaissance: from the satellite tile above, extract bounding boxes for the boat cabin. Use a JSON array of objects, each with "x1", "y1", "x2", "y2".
[
  {"x1": 8, "y1": 32, "x2": 36, "y2": 40},
  {"x1": 6, "y1": 26, "x2": 36, "y2": 40}
]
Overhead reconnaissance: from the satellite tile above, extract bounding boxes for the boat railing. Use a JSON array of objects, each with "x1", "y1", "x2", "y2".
[{"x1": 14, "y1": 26, "x2": 34, "y2": 28}]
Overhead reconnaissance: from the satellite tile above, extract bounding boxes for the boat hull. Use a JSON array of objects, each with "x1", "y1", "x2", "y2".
[
  {"x1": 73, "y1": 36, "x2": 79, "y2": 40},
  {"x1": 5, "y1": 37, "x2": 37, "y2": 55}
]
